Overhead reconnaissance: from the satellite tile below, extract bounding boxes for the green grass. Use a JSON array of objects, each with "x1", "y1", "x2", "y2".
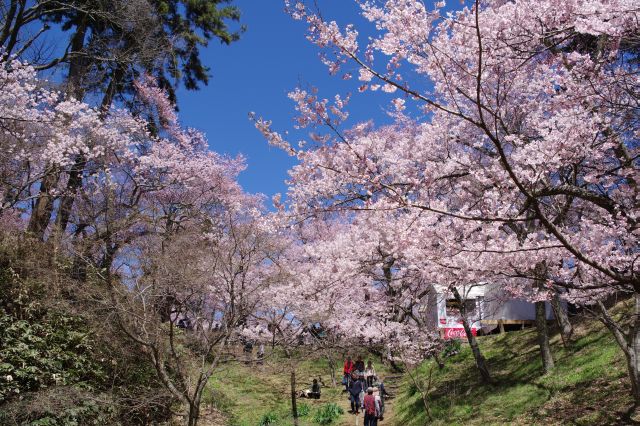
[
  {"x1": 201, "y1": 307, "x2": 632, "y2": 425},
  {"x1": 395, "y1": 312, "x2": 631, "y2": 426},
  {"x1": 205, "y1": 352, "x2": 396, "y2": 426}
]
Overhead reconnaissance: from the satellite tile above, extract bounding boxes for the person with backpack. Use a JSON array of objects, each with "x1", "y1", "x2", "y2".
[{"x1": 363, "y1": 387, "x2": 380, "y2": 426}]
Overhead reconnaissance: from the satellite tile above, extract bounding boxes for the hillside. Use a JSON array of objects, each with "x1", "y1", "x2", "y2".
[
  {"x1": 208, "y1": 304, "x2": 632, "y2": 426},
  {"x1": 395, "y1": 305, "x2": 632, "y2": 425}
]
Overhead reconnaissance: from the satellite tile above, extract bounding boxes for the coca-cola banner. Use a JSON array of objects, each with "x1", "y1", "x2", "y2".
[{"x1": 443, "y1": 328, "x2": 477, "y2": 340}]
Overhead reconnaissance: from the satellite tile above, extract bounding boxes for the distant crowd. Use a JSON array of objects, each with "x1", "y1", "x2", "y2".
[{"x1": 343, "y1": 356, "x2": 390, "y2": 425}]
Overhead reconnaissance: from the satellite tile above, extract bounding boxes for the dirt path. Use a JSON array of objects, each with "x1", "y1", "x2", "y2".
[{"x1": 336, "y1": 375, "x2": 402, "y2": 426}]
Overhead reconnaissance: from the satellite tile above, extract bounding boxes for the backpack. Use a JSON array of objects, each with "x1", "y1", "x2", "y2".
[{"x1": 364, "y1": 395, "x2": 376, "y2": 415}]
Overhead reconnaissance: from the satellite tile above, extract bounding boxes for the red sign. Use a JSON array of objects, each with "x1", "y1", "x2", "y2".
[{"x1": 443, "y1": 328, "x2": 476, "y2": 340}]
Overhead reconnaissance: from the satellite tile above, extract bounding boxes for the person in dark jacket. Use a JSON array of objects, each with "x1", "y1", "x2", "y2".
[
  {"x1": 355, "y1": 356, "x2": 365, "y2": 372},
  {"x1": 300, "y1": 378, "x2": 321, "y2": 399},
  {"x1": 310, "y1": 378, "x2": 321, "y2": 399},
  {"x1": 349, "y1": 376, "x2": 364, "y2": 414}
]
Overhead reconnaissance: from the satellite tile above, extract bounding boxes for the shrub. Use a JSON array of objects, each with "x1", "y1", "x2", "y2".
[
  {"x1": 0, "y1": 387, "x2": 117, "y2": 425},
  {"x1": 313, "y1": 403, "x2": 344, "y2": 425},
  {"x1": 259, "y1": 411, "x2": 278, "y2": 425},
  {"x1": 443, "y1": 340, "x2": 462, "y2": 358},
  {"x1": 0, "y1": 310, "x2": 106, "y2": 402},
  {"x1": 0, "y1": 234, "x2": 174, "y2": 425},
  {"x1": 297, "y1": 402, "x2": 311, "y2": 417}
]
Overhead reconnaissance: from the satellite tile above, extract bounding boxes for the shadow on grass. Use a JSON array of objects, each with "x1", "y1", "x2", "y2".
[{"x1": 395, "y1": 324, "x2": 631, "y2": 426}]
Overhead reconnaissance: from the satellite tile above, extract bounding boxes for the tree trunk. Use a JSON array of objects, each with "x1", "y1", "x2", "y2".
[
  {"x1": 598, "y1": 296, "x2": 640, "y2": 405},
  {"x1": 551, "y1": 291, "x2": 573, "y2": 347},
  {"x1": 27, "y1": 19, "x2": 89, "y2": 240},
  {"x1": 625, "y1": 346, "x2": 640, "y2": 406},
  {"x1": 433, "y1": 352, "x2": 445, "y2": 369},
  {"x1": 27, "y1": 168, "x2": 58, "y2": 238},
  {"x1": 462, "y1": 318, "x2": 492, "y2": 383},
  {"x1": 290, "y1": 370, "x2": 299, "y2": 426},
  {"x1": 54, "y1": 154, "x2": 85, "y2": 234},
  {"x1": 327, "y1": 354, "x2": 337, "y2": 387},
  {"x1": 55, "y1": 66, "x2": 126, "y2": 236},
  {"x1": 628, "y1": 294, "x2": 640, "y2": 405},
  {"x1": 535, "y1": 301, "x2": 555, "y2": 373},
  {"x1": 187, "y1": 401, "x2": 200, "y2": 426},
  {"x1": 452, "y1": 287, "x2": 492, "y2": 383}
]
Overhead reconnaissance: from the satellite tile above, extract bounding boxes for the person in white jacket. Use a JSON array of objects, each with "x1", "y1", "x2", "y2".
[{"x1": 364, "y1": 359, "x2": 377, "y2": 387}]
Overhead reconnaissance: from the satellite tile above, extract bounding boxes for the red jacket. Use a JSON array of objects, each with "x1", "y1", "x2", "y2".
[{"x1": 343, "y1": 360, "x2": 354, "y2": 375}]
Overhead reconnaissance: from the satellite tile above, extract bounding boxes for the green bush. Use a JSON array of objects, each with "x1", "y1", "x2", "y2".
[
  {"x1": 313, "y1": 403, "x2": 344, "y2": 425},
  {"x1": 297, "y1": 402, "x2": 311, "y2": 417},
  {"x1": 443, "y1": 339, "x2": 462, "y2": 358},
  {"x1": 0, "y1": 235, "x2": 173, "y2": 425},
  {"x1": 0, "y1": 310, "x2": 106, "y2": 402},
  {"x1": 259, "y1": 411, "x2": 278, "y2": 425}
]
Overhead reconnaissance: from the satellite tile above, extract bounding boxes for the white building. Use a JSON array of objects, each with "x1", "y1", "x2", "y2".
[{"x1": 431, "y1": 283, "x2": 556, "y2": 340}]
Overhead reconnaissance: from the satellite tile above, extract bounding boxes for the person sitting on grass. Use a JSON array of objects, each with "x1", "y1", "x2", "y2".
[{"x1": 299, "y1": 378, "x2": 321, "y2": 399}]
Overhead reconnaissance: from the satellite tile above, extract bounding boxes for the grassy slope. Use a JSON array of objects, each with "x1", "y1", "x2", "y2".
[
  {"x1": 395, "y1": 306, "x2": 632, "y2": 426},
  {"x1": 204, "y1": 353, "x2": 396, "y2": 426},
  {"x1": 202, "y1": 305, "x2": 632, "y2": 426}
]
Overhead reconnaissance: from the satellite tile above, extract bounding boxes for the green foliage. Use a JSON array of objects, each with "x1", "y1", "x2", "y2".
[
  {"x1": 0, "y1": 235, "x2": 173, "y2": 425},
  {"x1": 296, "y1": 402, "x2": 310, "y2": 417},
  {"x1": 312, "y1": 403, "x2": 344, "y2": 425},
  {"x1": 0, "y1": 310, "x2": 106, "y2": 401},
  {"x1": 258, "y1": 411, "x2": 278, "y2": 425},
  {"x1": 442, "y1": 339, "x2": 461, "y2": 358}
]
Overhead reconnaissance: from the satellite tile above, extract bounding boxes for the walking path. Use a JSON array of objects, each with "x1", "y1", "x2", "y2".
[{"x1": 336, "y1": 374, "x2": 402, "y2": 426}]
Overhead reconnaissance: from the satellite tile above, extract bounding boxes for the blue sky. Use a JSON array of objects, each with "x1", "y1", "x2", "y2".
[{"x1": 175, "y1": 0, "x2": 400, "y2": 199}]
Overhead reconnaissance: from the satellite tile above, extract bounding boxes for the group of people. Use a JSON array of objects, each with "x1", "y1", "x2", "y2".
[{"x1": 343, "y1": 356, "x2": 390, "y2": 425}]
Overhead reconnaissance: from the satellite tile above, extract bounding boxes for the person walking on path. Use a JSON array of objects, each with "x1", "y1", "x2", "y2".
[
  {"x1": 374, "y1": 388, "x2": 383, "y2": 421},
  {"x1": 349, "y1": 376, "x2": 365, "y2": 414},
  {"x1": 363, "y1": 387, "x2": 380, "y2": 426},
  {"x1": 343, "y1": 357, "x2": 354, "y2": 391},
  {"x1": 364, "y1": 359, "x2": 376, "y2": 387},
  {"x1": 355, "y1": 356, "x2": 365, "y2": 373}
]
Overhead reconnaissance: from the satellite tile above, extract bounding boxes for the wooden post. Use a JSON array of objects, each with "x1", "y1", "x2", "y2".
[{"x1": 291, "y1": 370, "x2": 299, "y2": 425}]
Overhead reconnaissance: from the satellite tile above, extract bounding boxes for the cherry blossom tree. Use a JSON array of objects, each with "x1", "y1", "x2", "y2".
[
  {"x1": 255, "y1": 0, "x2": 638, "y2": 396},
  {"x1": 109, "y1": 200, "x2": 279, "y2": 426},
  {"x1": 0, "y1": 57, "x2": 275, "y2": 425}
]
